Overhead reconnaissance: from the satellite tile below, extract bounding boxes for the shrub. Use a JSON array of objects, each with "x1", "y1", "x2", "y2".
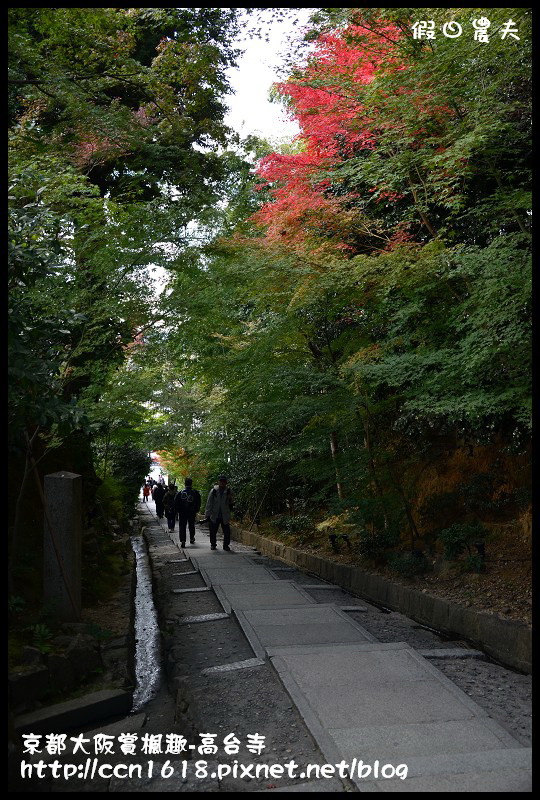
[
  {"x1": 459, "y1": 473, "x2": 496, "y2": 514},
  {"x1": 388, "y1": 551, "x2": 429, "y2": 577},
  {"x1": 96, "y1": 476, "x2": 125, "y2": 523},
  {"x1": 272, "y1": 514, "x2": 312, "y2": 536},
  {"x1": 24, "y1": 623, "x2": 53, "y2": 654},
  {"x1": 108, "y1": 443, "x2": 152, "y2": 513},
  {"x1": 463, "y1": 554, "x2": 486, "y2": 573},
  {"x1": 284, "y1": 514, "x2": 312, "y2": 534},
  {"x1": 355, "y1": 526, "x2": 400, "y2": 561},
  {"x1": 8, "y1": 595, "x2": 25, "y2": 616},
  {"x1": 438, "y1": 521, "x2": 487, "y2": 559},
  {"x1": 419, "y1": 491, "x2": 461, "y2": 525}
]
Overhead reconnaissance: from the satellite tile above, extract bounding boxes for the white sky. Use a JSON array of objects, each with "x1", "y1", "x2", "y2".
[
  {"x1": 149, "y1": 10, "x2": 316, "y2": 295},
  {"x1": 224, "y1": 9, "x2": 316, "y2": 142}
]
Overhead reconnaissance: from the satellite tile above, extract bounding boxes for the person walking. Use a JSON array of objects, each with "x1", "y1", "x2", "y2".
[
  {"x1": 163, "y1": 484, "x2": 177, "y2": 531},
  {"x1": 205, "y1": 475, "x2": 234, "y2": 551},
  {"x1": 153, "y1": 481, "x2": 165, "y2": 520},
  {"x1": 142, "y1": 483, "x2": 151, "y2": 503},
  {"x1": 174, "y1": 478, "x2": 202, "y2": 547}
]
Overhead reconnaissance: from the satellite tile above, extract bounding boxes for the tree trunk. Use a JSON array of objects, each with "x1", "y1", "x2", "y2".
[
  {"x1": 330, "y1": 430, "x2": 344, "y2": 500},
  {"x1": 102, "y1": 426, "x2": 111, "y2": 478},
  {"x1": 409, "y1": 179, "x2": 438, "y2": 238},
  {"x1": 356, "y1": 402, "x2": 389, "y2": 529},
  {"x1": 8, "y1": 456, "x2": 32, "y2": 592},
  {"x1": 385, "y1": 459, "x2": 421, "y2": 549},
  {"x1": 9, "y1": 428, "x2": 41, "y2": 588}
]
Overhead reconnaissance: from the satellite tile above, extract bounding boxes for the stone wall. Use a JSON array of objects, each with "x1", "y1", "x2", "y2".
[{"x1": 8, "y1": 623, "x2": 134, "y2": 716}]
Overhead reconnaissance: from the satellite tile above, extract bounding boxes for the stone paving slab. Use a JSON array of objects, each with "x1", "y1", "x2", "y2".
[
  {"x1": 237, "y1": 605, "x2": 375, "y2": 658},
  {"x1": 383, "y1": 747, "x2": 531, "y2": 777},
  {"x1": 195, "y1": 558, "x2": 267, "y2": 570},
  {"x1": 214, "y1": 581, "x2": 316, "y2": 614},
  {"x1": 191, "y1": 554, "x2": 255, "y2": 566},
  {"x1": 358, "y1": 748, "x2": 532, "y2": 792},
  {"x1": 269, "y1": 641, "x2": 470, "y2": 690},
  {"x1": 267, "y1": 642, "x2": 529, "y2": 792},
  {"x1": 363, "y1": 768, "x2": 531, "y2": 793},
  {"x1": 329, "y1": 718, "x2": 522, "y2": 761},
  {"x1": 293, "y1": 680, "x2": 476, "y2": 728},
  {"x1": 199, "y1": 565, "x2": 278, "y2": 586}
]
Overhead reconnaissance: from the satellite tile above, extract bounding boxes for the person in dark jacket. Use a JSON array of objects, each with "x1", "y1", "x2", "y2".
[
  {"x1": 205, "y1": 475, "x2": 234, "y2": 551},
  {"x1": 174, "y1": 477, "x2": 202, "y2": 547},
  {"x1": 153, "y1": 482, "x2": 165, "y2": 519},
  {"x1": 163, "y1": 484, "x2": 177, "y2": 531}
]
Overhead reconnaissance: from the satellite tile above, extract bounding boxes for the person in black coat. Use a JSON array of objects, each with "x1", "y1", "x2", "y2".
[
  {"x1": 153, "y1": 482, "x2": 165, "y2": 519},
  {"x1": 174, "y1": 477, "x2": 202, "y2": 546},
  {"x1": 163, "y1": 484, "x2": 177, "y2": 531}
]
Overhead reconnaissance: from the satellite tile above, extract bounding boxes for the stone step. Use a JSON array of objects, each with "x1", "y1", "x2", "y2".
[
  {"x1": 419, "y1": 647, "x2": 485, "y2": 660},
  {"x1": 179, "y1": 613, "x2": 230, "y2": 624},
  {"x1": 202, "y1": 657, "x2": 265, "y2": 674}
]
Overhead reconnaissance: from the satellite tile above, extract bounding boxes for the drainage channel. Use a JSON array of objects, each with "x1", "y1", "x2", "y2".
[{"x1": 130, "y1": 534, "x2": 162, "y2": 712}]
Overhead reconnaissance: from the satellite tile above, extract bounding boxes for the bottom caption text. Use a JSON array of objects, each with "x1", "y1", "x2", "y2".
[{"x1": 21, "y1": 758, "x2": 408, "y2": 782}]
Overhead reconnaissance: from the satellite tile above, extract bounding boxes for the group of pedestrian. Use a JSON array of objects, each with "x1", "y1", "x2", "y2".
[
  {"x1": 140, "y1": 474, "x2": 234, "y2": 550},
  {"x1": 142, "y1": 475, "x2": 166, "y2": 502}
]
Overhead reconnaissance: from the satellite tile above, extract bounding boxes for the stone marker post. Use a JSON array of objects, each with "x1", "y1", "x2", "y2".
[{"x1": 43, "y1": 472, "x2": 82, "y2": 621}]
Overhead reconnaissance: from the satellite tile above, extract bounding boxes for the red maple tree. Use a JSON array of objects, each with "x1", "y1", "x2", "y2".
[{"x1": 250, "y1": 22, "x2": 453, "y2": 254}]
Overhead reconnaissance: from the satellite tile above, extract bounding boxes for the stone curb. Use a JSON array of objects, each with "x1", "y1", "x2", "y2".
[
  {"x1": 14, "y1": 689, "x2": 133, "y2": 734},
  {"x1": 231, "y1": 526, "x2": 531, "y2": 674}
]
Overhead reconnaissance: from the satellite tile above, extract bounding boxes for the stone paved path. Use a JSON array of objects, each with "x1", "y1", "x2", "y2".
[{"x1": 143, "y1": 503, "x2": 532, "y2": 793}]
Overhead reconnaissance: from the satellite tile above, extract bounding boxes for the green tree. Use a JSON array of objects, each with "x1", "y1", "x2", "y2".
[
  {"x1": 8, "y1": 6, "x2": 244, "y2": 591},
  {"x1": 152, "y1": 7, "x2": 531, "y2": 554}
]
